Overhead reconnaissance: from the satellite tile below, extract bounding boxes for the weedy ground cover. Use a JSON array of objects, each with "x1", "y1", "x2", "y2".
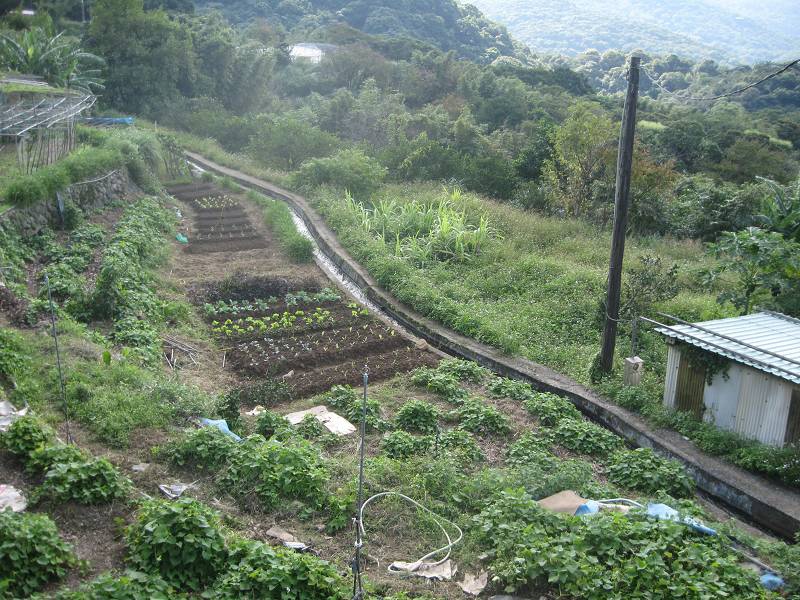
[{"x1": 305, "y1": 182, "x2": 800, "y2": 490}]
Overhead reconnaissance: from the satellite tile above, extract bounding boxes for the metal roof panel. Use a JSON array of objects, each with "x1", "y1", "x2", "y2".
[{"x1": 656, "y1": 312, "x2": 800, "y2": 384}]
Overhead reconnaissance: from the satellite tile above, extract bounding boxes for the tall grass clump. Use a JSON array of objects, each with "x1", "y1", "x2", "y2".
[
  {"x1": 247, "y1": 190, "x2": 313, "y2": 262},
  {"x1": 343, "y1": 186, "x2": 494, "y2": 265}
]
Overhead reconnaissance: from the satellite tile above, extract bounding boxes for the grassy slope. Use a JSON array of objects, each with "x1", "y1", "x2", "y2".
[
  {"x1": 0, "y1": 146, "x2": 19, "y2": 212},
  {"x1": 311, "y1": 183, "x2": 733, "y2": 384}
]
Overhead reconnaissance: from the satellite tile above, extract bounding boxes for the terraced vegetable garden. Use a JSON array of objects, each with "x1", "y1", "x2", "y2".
[
  {"x1": 194, "y1": 278, "x2": 436, "y2": 398},
  {"x1": 167, "y1": 181, "x2": 437, "y2": 398},
  {"x1": 168, "y1": 182, "x2": 268, "y2": 253}
]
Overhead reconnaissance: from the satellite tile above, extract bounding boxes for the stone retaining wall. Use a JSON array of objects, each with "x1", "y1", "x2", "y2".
[{"x1": 0, "y1": 168, "x2": 138, "y2": 236}]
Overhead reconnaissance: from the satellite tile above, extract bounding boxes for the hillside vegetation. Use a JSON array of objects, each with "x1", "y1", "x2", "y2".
[{"x1": 1, "y1": 1, "x2": 800, "y2": 598}]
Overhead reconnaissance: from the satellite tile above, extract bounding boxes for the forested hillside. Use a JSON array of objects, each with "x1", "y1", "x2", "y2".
[
  {"x1": 470, "y1": 0, "x2": 799, "y2": 65},
  {"x1": 193, "y1": 0, "x2": 523, "y2": 63}
]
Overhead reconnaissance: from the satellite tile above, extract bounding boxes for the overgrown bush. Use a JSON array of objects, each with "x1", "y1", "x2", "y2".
[
  {"x1": 435, "y1": 358, "x2": 489, "y2": 383},
  {"x1": 410, "y1": 367, "x2": 467, "y2": 403},
  {"x1": 506, "y1": 431, "x2": 557, "y2": 470},
  {"x1": 36, "y1": 457, "x2": 130, "y2": 504},
  {"x1": 164, "y1": 427, "x2": 238, "y2": 471},
  {"x1": 488, "y1": 376, "x2": 536, "y2": 402},
  {"x1": 552, "y1": 418, "x2": 623, "y2": 457},
  {"x1": 474, "y1": 489, "x2": 768, "y2": 599},
  {"x1": 292, "y1": 148, "x2": 386, "y2": 199},
  {"x1": 26, "y1": 443, "x2": 88, "y2": 474},
  {"x1": 520, "y1": 458, "x2": 597, "y2": 500},
  {"x1": 1, "y1": 415, "x2": 54, "y2": 460},
  {"x1": 2, "y1": 131, "x2": 161, "y2": 207},
  {"x1": 255, "y1": 410, "x2": 291, "y2": 439},
  {"x1": 212, "y1": 539, "x2": 346, "y2": 599},
  {"x1": 395, "y1": 399, "x2": 440, "y2": 434},
  {"x1": 49, "y1": 570, "x2": 177, "y2": 599},
  {"x1": 522, "y1": 392, "x2": 581, "y2": 426},
  {"x1": 218, "y1": 436, "x2": 329, "y2": 510},
  {"x1": 0, "y1": 328, "x2": 30, "y2": 383},
  {"x1": 91, "y1": 197, "x2": 174, "y2": 361},
  {"x1": 732, "y1": 444, "x2": 800, "y2": 488},
  {"x1": 222, "y1": 378, "x2": 292, "y2": 415},
  {"x1": 296, "y1": 414, "x2": 327, "y2": 439},
  {"x1": 126, "y1": 498, "x2": 228, "y2": 591},
  {"x1": 607, "y1": 448, "x2": 695, "y2": 497},
  {"x1": 437, "y1": 428, "x2": 484, "y2": 463},
  {"x1": 0, "y1": 511, "x2": 77, "y2": 597},
  {"x1": 453, "y1": 399, "x2": 510, "y2": 436},
  {"x1": 324, "y1": 384, "x2": 386, "y2": 431},
  {"x1": 381, "y1": 430, "x2": 431, "y2": 459},
  {"x1": 248, "y1": 191, "x2": 314, "y2": 263}
]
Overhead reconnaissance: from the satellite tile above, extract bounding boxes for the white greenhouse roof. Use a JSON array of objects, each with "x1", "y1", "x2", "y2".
[{"x1": 656, "y1": 311, "x2": 800, "y2": 385}]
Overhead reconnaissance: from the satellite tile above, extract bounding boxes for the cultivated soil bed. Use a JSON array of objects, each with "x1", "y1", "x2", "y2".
[{"x1": 166, "y1": 182, "x2": 437, "y2": 397}]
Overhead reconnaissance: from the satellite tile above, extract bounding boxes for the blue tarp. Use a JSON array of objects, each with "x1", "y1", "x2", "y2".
[
  {"x1": 82, "y1": 116, "x2": 135, "y2": 126},
  {"x1": 200, "y1": 418, "x2": 241, "y2": 442}
]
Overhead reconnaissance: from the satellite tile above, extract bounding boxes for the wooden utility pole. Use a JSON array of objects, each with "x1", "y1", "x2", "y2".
[{"x1": 599, "y1": 55, "x2": 640, "y2": 374}]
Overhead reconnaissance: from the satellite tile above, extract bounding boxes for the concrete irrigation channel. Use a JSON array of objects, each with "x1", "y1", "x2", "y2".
[{"x1": 185, "y1": 151, "x2": 800, "y2": 540}]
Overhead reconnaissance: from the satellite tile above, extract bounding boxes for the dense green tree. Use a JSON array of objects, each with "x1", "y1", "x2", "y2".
[
  {"x1": 144, "y1": 0, "x2": 194, "y2": 12},
  {"x1": 248, "y1": 116, "x2": 338, "y2": 170},
  {"x1": 704, "y1": 227, "x2": 800, "y2": 315},
  {"x1": 652, "y1": 119, "x2": 717, "y2": 172},
  {"x1": 543, "y1": 101, "x2": 616, "y2": 219},
  {"x1": 716, "y1": 138, "x2": 795, "y2": 185},
  {"x1": 88, "y1": 0, "x2": 195, "y2": 114},
  {"x1": 513, "y1": 121, "x2": 554, "y2": 181}
]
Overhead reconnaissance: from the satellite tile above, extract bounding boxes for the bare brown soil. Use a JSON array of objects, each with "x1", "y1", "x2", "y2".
[{"x1": 165, "y1": 182, "x2": 436, "y2": 398}]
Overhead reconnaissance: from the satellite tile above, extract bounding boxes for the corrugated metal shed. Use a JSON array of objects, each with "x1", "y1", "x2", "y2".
[{"x1": 656, "y1": 311, "x2": 800, "y2": 385}]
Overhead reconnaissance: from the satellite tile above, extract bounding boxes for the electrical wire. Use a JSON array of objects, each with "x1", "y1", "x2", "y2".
[
  {"x1": 359, "y1": 491, "x2": 464, "y2": 572},
  {"x1": 640, "y1": 57, "x2": 800, "y2": 102}
]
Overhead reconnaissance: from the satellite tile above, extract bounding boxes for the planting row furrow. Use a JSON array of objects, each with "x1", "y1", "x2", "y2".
[{"x1": 228, "y1": 325, "x2": 409, "y2": 376}]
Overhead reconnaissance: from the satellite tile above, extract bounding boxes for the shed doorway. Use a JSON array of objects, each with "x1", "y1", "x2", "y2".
[
  {"x1": 676, "y1": 350, "x2": 706, "y2": 419},
  {"x1": 786, "y1": 387, "x2": 800, "y2": 445}
]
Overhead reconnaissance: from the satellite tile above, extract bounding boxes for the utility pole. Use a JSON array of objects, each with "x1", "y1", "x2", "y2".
[{"x1": 599, "y1": 55, "x2": 640, "y2": 374}]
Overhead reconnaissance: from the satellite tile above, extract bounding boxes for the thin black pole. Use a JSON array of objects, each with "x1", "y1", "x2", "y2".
[
  {"x1": 45, "y1": 275, "x2": 72, "y2": 444},
  {"x1": 600, "y1": 55, "x2": 640, "y2": 373},
  {"x1": 352, "y1": 365, "x2": 369, "y2": 600}
]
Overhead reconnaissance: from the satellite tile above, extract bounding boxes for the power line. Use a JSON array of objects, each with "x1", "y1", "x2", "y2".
[{"x1": 640, "y1": 57, "x2": 800, "y2": 102}]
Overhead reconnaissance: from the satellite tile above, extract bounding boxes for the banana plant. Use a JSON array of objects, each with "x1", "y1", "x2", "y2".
[
  {"x1": 755, "y1": 176, "x2": 800, "y2": 242},
  {"x1": 0, "y1": 26, "x2": 104, "y2": 92}
]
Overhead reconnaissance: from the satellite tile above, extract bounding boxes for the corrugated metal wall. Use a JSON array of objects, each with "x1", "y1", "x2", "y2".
[
  {"x1": 704, "y1": 364, "x2": 743, "y2": 430},
  {"x1": 664, "y1": 351, "x2": 795, "y2": 446},
  {"x1": 663, "y1": 344, "x2": 680, "y2": 409},
  {"x1": 733, "y1": 367, "x2": 792, "y2": 446}
]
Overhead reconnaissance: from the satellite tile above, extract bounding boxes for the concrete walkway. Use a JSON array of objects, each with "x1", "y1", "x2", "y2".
[{"x1": 185, "y1": 151, "x2": 800, "y2": 540}]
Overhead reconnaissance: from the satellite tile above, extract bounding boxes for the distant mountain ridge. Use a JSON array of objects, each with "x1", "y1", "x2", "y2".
[{"x1": 469, "y1": 0, "x2": 799, "y2": 65}]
